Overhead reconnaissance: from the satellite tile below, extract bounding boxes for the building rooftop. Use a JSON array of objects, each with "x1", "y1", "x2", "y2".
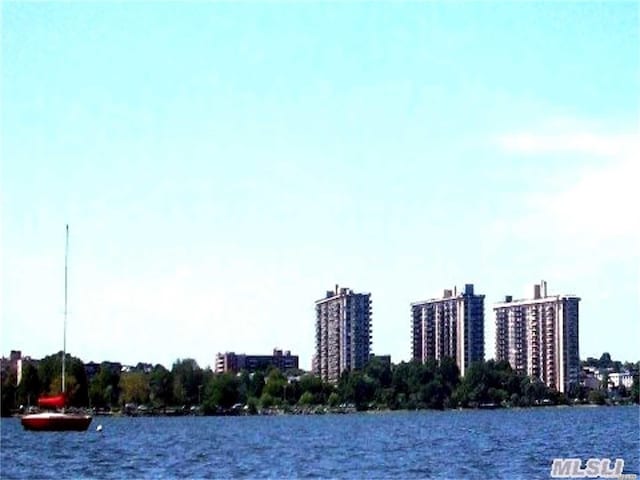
[
  {"x1": 494, "y1": 280, "x2": 579, "y2": 307},
  {"x1": 315, "y1": 284, "x2": 370, "y2": 303},
  {"x1": 411, "y1": 284, "x2": 484, "y2": 306}
]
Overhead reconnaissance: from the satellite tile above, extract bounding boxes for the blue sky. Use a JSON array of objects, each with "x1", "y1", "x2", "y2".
[{"x1": 2, "y1": 2, "x2": 638, "y2": 369}]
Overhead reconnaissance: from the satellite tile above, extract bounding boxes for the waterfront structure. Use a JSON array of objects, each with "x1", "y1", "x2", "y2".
[
  {"x1": 494, "y1": 281, "x2": 580, "y2": 393},
  {"x1": 314, "y1": 285, "x2": 372, "y2": 383},
  {"x1": 214, "y1": 348, "x2": 299, "y2": 374},
  {"x1": 411, "y1": 284, "x2": 485, "y2": 377}
]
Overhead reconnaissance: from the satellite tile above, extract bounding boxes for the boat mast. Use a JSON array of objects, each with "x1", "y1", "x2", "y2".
[{"x1": 62, "y1": 224, "x2": 68, "y2": 394}]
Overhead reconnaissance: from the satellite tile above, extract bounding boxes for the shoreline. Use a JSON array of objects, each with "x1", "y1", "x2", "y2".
[
  {"x1": 7, "y1": 400, "x2": 632, "y2": 419},
  {"x1": 6, "y1": 403, "x2": 638, "y2": 421}
]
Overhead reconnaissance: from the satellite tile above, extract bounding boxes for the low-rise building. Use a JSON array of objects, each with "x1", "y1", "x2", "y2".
[
  {"x1": 580, "y1": 367, "x2": 634, "y2": 391},
  {"x1": 121, "y1": 363, "x2": 153, "y2": 374},
  {"x1": 581, "y1": 366, "x2": 601, "y2": 390},
  {"x1": 609, "y1": 371, "x2": 634, "y2": 389},
  {"x1": 215, "y1": 348, "x2": 299, "y2": 374}
]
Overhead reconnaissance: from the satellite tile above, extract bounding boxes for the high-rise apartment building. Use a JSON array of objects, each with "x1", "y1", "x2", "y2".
[
  {"x1": 494, "y1": 281, "x2": 580, "y2": 393},
  {"x1": 314, "y1": 285, "x2": 372, "y2": 383},
  {"x1": 411, "y1": 284, "x2": 485, "y2": 377}
]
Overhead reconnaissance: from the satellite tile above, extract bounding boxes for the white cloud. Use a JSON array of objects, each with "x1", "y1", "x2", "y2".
[
  {"x1": 537, "y1": 157, "x2": 638, "y2": 241},
  {"x1": 493, "y1": 127, "x2": 640, "y2": 252},
  {"x1": 495, "y1": 131, "x2": 638, "y2": 158}
]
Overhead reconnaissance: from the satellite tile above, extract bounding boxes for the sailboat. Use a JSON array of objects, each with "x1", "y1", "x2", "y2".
[{"x1": 21, "y1": 225, "x2": 93, "y2": 432}]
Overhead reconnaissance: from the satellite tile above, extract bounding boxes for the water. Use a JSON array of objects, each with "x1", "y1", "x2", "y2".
[{"x1": 1, "y1": 406, "x2": 638, "y2": 479}]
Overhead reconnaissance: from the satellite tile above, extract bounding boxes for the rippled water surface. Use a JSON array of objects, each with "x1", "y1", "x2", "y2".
[{"x1": 1, "y1": 406, "x2": 638, "y2": 479}]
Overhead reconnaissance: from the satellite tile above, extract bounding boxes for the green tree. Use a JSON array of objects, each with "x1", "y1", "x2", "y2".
[
  {"x1": 89, "y1": 363, "x2": 121, "y2": 409},
  {"x1": 263, "y1": 368, "x2": 287, "y2": 401},
  {"x1": 600, "y1": 371, "x2": 610, "y2": 391},
  {"x1": 237, "y1": 371, "x2": 251, "y2": 404},
  {"x1": 249, "y1": 371, "x2": 265, "y2": 399},
  {"x1": 391, "y1": 360, "x2": 425, "y2": 406},
  {"x1": 338, "y1": 371, "x2": 376, "y2": 410},
  {"x1": 1, "y1": 370, "x2": 17, "y2": 416},
  {"x1": 69, "y1": 358, "x2": 89, "y2": 406},
  {"x1": 451, "y1": 360, "x2": 536, "y2": 407},
  {"x1": 588, "y1": 389, "x2": 606, "y2": 405},
  {"x1": 438, "y1": 357, "x2": 461, "y2": 392},
  {"x1": 119, "y1": 372, "x2": 150, "y2": 405},
  {"x1": 49, "y1": 373, "x2": 78, "y2": 400},
  {"x1": 298, "y1": 391, "x2": 315, "y2": 406},
  {"x1": 568, "y1": 383, "x2": 587, "y2": 402},
  {"x1": 37, "y1": 352, "x2": 89, "y2": 406},
  {"x1": 172, "y1": 359, "x2": 203, "y2": 406},
  {"x1": 149, "y1": 365, "x2": 173, "y2": 408},
  {"x1": 203, "y1": 373, "x2": 240, "y2": 412},
  {"x1": 451, "y1": 380, "x2": 472, "y2": 408},
  {"x1": 245, "y1": 396, "x2": 258, "y2": 414},
  {"x1": 37, "y1": 353, "x2": 60, "y2": 395},
  {"x1": 598, "y1": 352, "x2": 612, "y2": 369},
  {"x1": 521, "y1": 376, "x2": 550, "y2": 405},
  {"x1": 299, "y1": 374, "x2": 325, "y2": 403},
  {"x1": 365, "y1": 357, "x2": 392, "y2": 389},
  {"x1": 260, "y1": 392, "x2": 276, "y2": 409}
]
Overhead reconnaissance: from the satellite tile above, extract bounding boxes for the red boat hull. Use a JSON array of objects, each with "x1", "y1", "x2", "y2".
[{"x1": 21, "y1": 413, "x2": 92, "y2": 432}]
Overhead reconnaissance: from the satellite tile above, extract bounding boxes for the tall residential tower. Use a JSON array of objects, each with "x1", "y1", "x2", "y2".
[
  {"x1": 411, "y1": 284, "x2": 485, "y2": 377},
  {"x1": 314, "y1": 285, "x2": 372, "y2": 383},
  {"x1": 494, "y1": 281, "x2": 580, "y2": 393}
]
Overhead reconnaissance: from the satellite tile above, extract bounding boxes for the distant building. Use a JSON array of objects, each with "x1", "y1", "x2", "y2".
[
  {"x1": 494, "y1": 281, "x2": 580, "y2": 393},
  {"x1": 214, "y1": 348, "x2": 299, "y2": 374},
  {"x1": 10, "y1": 350, "x2": 22, "y2": 364},
  {"x1": 121, "y1": 363, "x2": 153, "y2": 374},
  {"x1": 84, "y1": 361, "x2": 101, "y2": 379},
  {"x1": 0, "y1": 350, "x2": 22, "y2": 379},
  {"x1": 582, "y1": 367, "x2": 634, "y2": 391},
  {"x1": 84, "y1": 361, "x2": 123, "y2": 380},
  {"x1": 411, "y1": 284, "x2": 485, "y2": 377},
  {"x1": 608, "y1": 371, "x2": 634, "y2": 390},
  {"x1": 581, "y1": 366, "x2": 601, "y2": 390},
  {"x1": 1, "y1": 351, "x2": 39, "y2": 386},
  {"x1": 16, "y1": 356, "x2": 38, "y2": 385},
  {"x1": 314, "y1": 285, "x2": 372, "y2": 383},
  {"x1": 1, "y1": 351, "x2": 22, "y2": 384}
]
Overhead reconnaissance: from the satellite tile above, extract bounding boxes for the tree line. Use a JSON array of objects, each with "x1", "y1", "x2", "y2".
[
  {"x1": 2, "y1": 353, "x2": 638, "y2": 417},
  {"x1": 582, "y1": 352, "x2": 637, "y2": 373}
]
